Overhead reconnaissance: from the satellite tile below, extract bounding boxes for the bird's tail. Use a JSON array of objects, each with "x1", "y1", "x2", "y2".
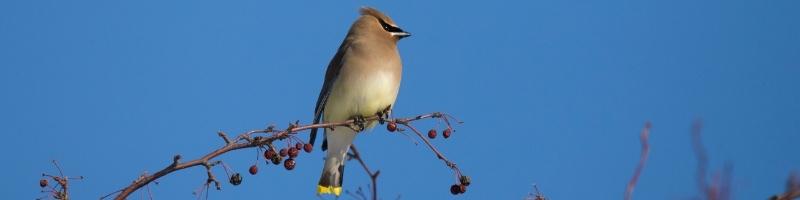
[{"x1": 317, "y1": 128, "x2": 356, "y2": 196}]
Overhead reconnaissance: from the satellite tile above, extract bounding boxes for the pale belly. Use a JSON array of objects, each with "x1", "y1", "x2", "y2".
[{"x1": 323, "y1": 70, "x2": 399, "y2": 124}]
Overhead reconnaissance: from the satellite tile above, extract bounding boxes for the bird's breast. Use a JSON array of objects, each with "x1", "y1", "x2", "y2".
[{"x1": 323, "y1": 65, "x2": 401, "y2": 122}]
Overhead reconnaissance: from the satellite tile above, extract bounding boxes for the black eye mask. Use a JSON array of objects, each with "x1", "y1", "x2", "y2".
[{"x1": 378, "y1": 19, "x2": 405, "y2": 33}]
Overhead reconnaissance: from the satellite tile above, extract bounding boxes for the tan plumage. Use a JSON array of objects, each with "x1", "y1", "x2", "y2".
[{"x1": 308, "y1": 7, "x2": 410, "y2": 196}]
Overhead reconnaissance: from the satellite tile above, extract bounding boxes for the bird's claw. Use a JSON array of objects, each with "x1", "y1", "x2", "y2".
[
  {"x1": 348, "y1": 115, "x2": 367, "y2": 132},
  {"x1": 377, "y1": 105, "x2": 392, "y2": 124}
]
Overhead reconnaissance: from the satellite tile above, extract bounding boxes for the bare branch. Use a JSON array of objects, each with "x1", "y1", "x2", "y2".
[
  {"x1": 109, "y1": 112, "x2": 457, "y2": 200},
  {"x1": 770, "y1": 172, "x2": 800, "y2": 200},
  {"x1": 349, "y1": 145, "x2": 380, "y2": 200},
  {"x1": 624, "y1": 122, "x2": 651, "y2": 200}
]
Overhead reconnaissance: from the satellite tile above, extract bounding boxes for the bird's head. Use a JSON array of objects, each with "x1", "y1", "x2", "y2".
[{"x1": 353, "y1": 7, "x2": 411, "y2": 42}]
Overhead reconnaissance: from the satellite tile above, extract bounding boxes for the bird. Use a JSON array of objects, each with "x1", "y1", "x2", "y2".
[{"x1": 307, "y1": 7, "x2": 410, "y2": 196}]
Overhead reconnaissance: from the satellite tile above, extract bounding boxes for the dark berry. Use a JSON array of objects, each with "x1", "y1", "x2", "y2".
[
  {"x1": 271, "y1": 155, "x2": 283, "y2": 165},
  {"x1": 303, "y1": 143, "x2": 313, "y2": 153},
  {"x1": 450, "y1": 184, "x2": 460, "y2": 195},
  {"x1": 443, "y1": 128, "x2": 452, "y2": 139},
  {"x1": 387, "y1": 122, "x2": 397, "y2": 132},
  {"x1": 295, "y1": 142, "x2": 303, "y2": 150},
  {"x1": 249, "y1": 165, "x2": 258, "y2": 175},
  {"x1": 279, "y1": 148, "x2": 288, "y2": 157},
  {"x1": 264, "y1": 149, "x2": 277, "y2": 160},
  {"x1": 428, "y1": 129, "x2": 437, "y2": 139},
  {"x1": 229, "y1": 173, "x2": 242, "y2": 185},
  {"x1": 284, "y1": 158, "x2": 296, "y2": 170},
  {"x1": 39, "y1": 179, "x2": 48, "y2": 188},
  {"x1": 288, "y1": 147, "x2": 299, "y2": 158}
]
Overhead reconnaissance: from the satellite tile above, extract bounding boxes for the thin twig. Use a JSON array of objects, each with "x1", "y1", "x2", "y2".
[
  {"x1": 624, "y1": 122, "x2": 651, "y2": 200},
  {"x1": 349, "y1": 145, "x2": 379, "y2": 200},
  {"x1": 398, "y1": 122, "x2": 462, "y2": 177},
  {"x1": 692, "y1": 119, "x2": 709, "y2": 198},
  {"x1": 770, "y1": 172, "x2": 800, "y2": 200}
]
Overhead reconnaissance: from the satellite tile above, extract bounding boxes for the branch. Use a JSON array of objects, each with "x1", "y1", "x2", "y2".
[
  {"x1": 109, "y1": 111, "x2": 461, "y2": 200},
  {"x1": 38, "y1": 160, "x2": 83, "y2": 200},
  {"x1": 692, "y1": 119, "x2": 733, "y2": 200},
  {"x1": 348, "y1": 145, "x2": 379, "y2": 200},
  {"x1": 395, "y1": 116, "x2": 470, "y2": 195},
  {"x1": 770, "y1": 172, "x2": 800, "y2": 200},
  {"x1": 624, "y1": 122, "x2": 651, "y2": 200}
]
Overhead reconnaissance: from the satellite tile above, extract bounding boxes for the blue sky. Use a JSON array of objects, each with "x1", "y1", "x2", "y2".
[{"x1": 1, "y1": 0, "x2": 798, "y2": 199}]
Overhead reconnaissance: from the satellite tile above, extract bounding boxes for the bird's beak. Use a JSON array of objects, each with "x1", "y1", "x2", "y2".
[{"x1": 391, "y1": 31, "x2": 411, "y2": 39}]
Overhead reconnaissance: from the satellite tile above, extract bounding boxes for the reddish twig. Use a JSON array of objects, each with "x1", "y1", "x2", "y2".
[
  {"x1": 38, "y1": 160, "x2": 83, "y2": 200},
  {"x1": 348, "y1": 145, "x2": 380, "y2": 200},
  {"x1": 692, "y1": 119, "x2": 709, "y2": 198},
  {"x1": 691, "y1": 119, "x2": 733, "y2": 200},
  {"x1": 397, "y1": 119, "x2": 463, "y2": 177},
  {"x1": 524, "y1": 184, "x2": 547, "y2": 200},
  {"x1": 109, "y1": 112, "x2": 456, "y2": 200},
  {"x1": 624, "y1": 122, "x2": 651, "y2": 200},
  {"x1": 770, "y1": 172, "x2": 800, "y2": 200}
]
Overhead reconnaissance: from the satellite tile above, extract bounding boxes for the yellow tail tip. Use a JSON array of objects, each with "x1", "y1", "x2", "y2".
[{"x1": 317, "y1": 185, "x2": 342, "y2": 196}]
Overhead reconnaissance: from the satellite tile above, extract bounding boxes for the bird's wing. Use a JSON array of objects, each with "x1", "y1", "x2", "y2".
[{"x1": 310, "y1": 39, "x2": 351, "y2": 151}]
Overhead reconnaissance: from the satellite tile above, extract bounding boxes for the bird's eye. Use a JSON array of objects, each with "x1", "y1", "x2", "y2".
[{"x1": 378, "y1": 19, "x2": 404, "y2": 33}]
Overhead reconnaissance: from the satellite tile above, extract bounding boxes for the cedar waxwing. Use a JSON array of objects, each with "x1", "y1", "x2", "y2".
[{"x1": 307, "y1": 7, "x2": 410, "y2": 196}]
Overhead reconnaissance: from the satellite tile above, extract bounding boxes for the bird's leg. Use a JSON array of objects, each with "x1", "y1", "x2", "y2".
[
  {"x1": 377, "y1": 105, "x2": 392, "y2": 124},
  {"x1": 348, "y1": 115, "x2": 367, "y2": 132}
]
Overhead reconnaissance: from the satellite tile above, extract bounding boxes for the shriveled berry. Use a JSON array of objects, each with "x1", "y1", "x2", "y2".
[
  {"x1": 303, "y1": 143, "x2": 313, "y2": 153},
  {"x1": 450, "y1": 184, "x2": 460, "y2": 195},
  {"x1": 288, "y1": 147, "x2": 299, "y2": 158},
  {"x1": 249, "y1": 165, "x2": 258, "y2": 175},
  {"x1": 264, "y1": 149, "x2": 277, "y2": 160},
  {"x1": 459, "y1": 175, "x2": 471, "y2": 186},
  {"x1": 295, "y1": 142, "x2": 303, "y2": 150},
  {"x1": 428, "y1": 129, "x2": 437, "y2": 139},
  {"x1": 271, "y1": 155, "x2": 283, "y2": 165},
  {"x1": 229, "y1": 173, "x2": 242, "y2": 186},
  {"x1": 387, "y1": 122, "x2": 397, "y2": 132},
  {"x1": 279, "y1": 148, "x2": 288, "y2": 157},
  {"x1": 443, "y1": 128, "x2": 452, "y2": 139},
  {"x1": 284, "y1": 158, "x2": 296, "y2": 170},
  {"x1": 39, "y1": 179, "x2": 48, "y2": 188},
  {"x1": 459, "y1": 184, "x2": 467, "y2": 193}
]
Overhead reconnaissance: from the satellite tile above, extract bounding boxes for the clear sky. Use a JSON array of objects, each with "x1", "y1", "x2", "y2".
[{"x1": 1, "y1": 0, "x2": 798, "y2": 199}]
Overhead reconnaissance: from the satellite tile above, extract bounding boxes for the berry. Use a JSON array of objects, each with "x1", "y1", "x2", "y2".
[
  {"x1": 450, "y1": 184, "x2": 460, "y2": 195},
  {"x1": 459, "y1": 184, "x2": 467, "y2": 193},
  {"x1": 428, "y1": 129, "x2": 437, "y2": 139},
  {"x1": 459, "y1": 175, "x2": 471, "y2": 186},
  {"x1": 229, "y1": 173, "x2": 242, "y2": 186},
  {"x1": 303, "y1": 143, "x2": 313, "y2": 153},
  {"x1": 295, "y1": 142, "x2": 303, "y2": 150},
  {"x1": 39, "y1": 179, "x2": 48, "y2": 188},
  {"x1": 443, "y1": 128, "x2": 452, "y2": 139},
  {"x1": 271, "y1": 155, "x2": 283, "y2": 165},
  {"x1": 284, "y1": 158, "x2": 296, "y2": 170},
  {"x1": 264, "y1": 149, "x2": 277, "y2": 160},
  {"x1": 249, "y1": 165, "x2": 258, "y2": 175},
  {"x1": 288, "y1": 147, "x2": 299, "y2": 158},
  {"x1": 279, "y1": 148, "x2": 288, "y2": 157},
  {"x1": 387, "y1": 122, "x2": 397, "y2": 132}
]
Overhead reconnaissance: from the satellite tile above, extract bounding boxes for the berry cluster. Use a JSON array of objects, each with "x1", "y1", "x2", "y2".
[
  {"x1": 261, "y1": 142, "x2": 309, "y2": 172},
  {"x1": 428, "y1": 128, "x2": 454, "y2": 139},
  {"x1": 450, "y1": 175, "x2": 471, "y2": 195},
  {"x1": 229, "y1": 139, "x2": 314, "y2": 186}
]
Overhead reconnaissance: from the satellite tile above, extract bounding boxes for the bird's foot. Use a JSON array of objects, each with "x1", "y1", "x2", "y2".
[
  {"x1": 348, "y1": 115, "x2": 367, "y2": 132},
  {"x1": 377, "y1": 105, "x2": 392, "y2": 124}
]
